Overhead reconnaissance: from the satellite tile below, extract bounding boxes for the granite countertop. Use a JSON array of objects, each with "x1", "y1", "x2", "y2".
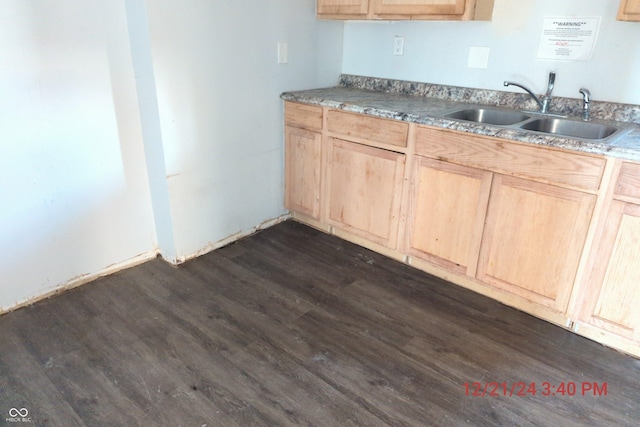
[{"x1": 281, "y1": 75, "x2": 640, "y2": 161}]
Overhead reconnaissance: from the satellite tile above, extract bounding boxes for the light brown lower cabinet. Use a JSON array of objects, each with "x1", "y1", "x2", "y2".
[
  {"x1": 577, "y1": 201, "x2": 640, "y2": 341},
  {"x1": 406, "y1": 157, "x2": 492, "y2": 277},
  {"x1": 325, "y1": 137, "x2": 406, "y2": 249},
  {"x1": 571, "y1": 160, "x2": 640, "y2": 353},
  {"x1": 477, "y1": 174, "x2": 596, "y2": 313},
  {"x1": 410, "y1": 125, "x2": 602, "y2": 315},
  {"x1": 284, "y1": 126, "x2": 322, "y2": 220},
  {"x1": 407, "y1": 153, "x2": 597, "y2": 314}
]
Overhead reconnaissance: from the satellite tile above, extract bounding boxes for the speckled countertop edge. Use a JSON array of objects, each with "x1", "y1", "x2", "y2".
[{"x1": 281, "y1": 75, "x2": 640, "y2": 162}]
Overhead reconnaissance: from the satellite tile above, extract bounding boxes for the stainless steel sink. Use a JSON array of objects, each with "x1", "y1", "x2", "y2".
[
  {"x1": 519, "y1": 118, "x2": 618, "y2": 140},
  {"x1": 445, "y1": 108, "x2": 530, "y2": 126},
  {"x1": 443, "y1": 105, "x2": 626, "y2": 141}
]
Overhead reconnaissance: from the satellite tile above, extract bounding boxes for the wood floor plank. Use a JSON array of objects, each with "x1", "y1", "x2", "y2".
[
  {"x1": 240, "y1": 339, "x2": 392, "y2": 427},
  {"x1": 0, "y1": 327, "x2": 88, "y2": 427},
  {"x1": 286, "y1": 313, "x2": 469, "y2": 425},
  {"x1": 75, "y1": 261, "x2": 356, "y2": 425},
  {"x1": 0, "y1": 220, "x2": 639, "y2": 426},
  {"x1": 56, "y1": 296, "x2": 242, "y2": 427},
  {"x1": 185, "y1": 255, "x2": 316, "y2": 324}
]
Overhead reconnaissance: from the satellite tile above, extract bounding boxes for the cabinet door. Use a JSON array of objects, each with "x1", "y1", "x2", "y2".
[
  {"x1": 477, "y1": 175, "x2": 596, "y2": 312},
  {"x1": 407, "y1": 157, "x2": 492, "y2": 276},
  {"x1": 326, "y1": 138, "x2": 405, "y2": 248},
  {"x1": 285, "y1": 126, "x2": 322, "y2": 220},
  {"x1": 372, "y1": 0, "x2": 466, "y2": 16},
  {"x1": 318, "y1": 0, "x2": 369, "y2": 17},
  {"x1": 580, "y1": 201, "x2": 640, "y2": 341},
  {"x1": 618, "y1": 0, "x2": 640, "y2": 21}
]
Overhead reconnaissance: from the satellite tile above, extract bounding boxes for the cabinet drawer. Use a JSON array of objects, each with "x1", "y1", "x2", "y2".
[
  {"x1": 327, "y1": 110, "x2": 408, "y2": 148},
  {"x1": 415, "y1": 126, "x2": 606, "y2": 192},
  {"x1": 285, "y1": 102, "x2": 323, "y2": 131},
  {"x1": 615, "y1": 161, "x2": 640, "y2": 200}
]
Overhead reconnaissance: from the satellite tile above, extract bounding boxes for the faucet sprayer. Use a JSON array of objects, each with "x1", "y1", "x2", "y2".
[{"x1": 579, "y1": 88, "x2": 591, "y2": 121}]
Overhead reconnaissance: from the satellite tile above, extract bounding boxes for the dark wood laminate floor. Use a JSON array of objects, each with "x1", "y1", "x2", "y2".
[{"x1": 1, "y1": 221, "x2": 639, "y2": 427}]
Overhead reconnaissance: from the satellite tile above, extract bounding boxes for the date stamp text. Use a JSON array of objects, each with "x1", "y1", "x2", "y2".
[{"x1": 463, "y1": 381, "x2": 608, "y2": 397}]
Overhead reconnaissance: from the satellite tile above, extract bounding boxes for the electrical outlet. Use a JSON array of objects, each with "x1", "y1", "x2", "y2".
[{"x1": 394, "y1": 36, "x2": 404, "y2": 56}]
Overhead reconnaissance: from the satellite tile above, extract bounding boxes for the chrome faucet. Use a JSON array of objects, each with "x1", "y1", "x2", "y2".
[
  {"x1": 579, "y1": 88, "x2": 591, "y2": 121},
  {"x1": 504, "y1": 71, "x2": 556, "y2": 114}
]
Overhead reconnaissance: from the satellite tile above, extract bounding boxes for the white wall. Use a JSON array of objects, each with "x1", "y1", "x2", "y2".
[
  {"x1": 0, "y1": 0, "x2": 343, "y2": 312},
  {"x1": 0, "y1": 0, "x2": 157, "y2": 311},
  {"x1": 125, "y1": 0, "x2": 178, "y2": 263},
  {"x1": 144, "y1": 0, "x2": 343, "y2": 260},
  {"x1": 343, "y1": 0, "x2": 640, "y2": 104}
]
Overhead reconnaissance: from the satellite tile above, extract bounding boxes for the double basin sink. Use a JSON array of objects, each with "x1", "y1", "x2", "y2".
[{"x1": 443, "y1": 107, "x2": 622, "y2": 141}]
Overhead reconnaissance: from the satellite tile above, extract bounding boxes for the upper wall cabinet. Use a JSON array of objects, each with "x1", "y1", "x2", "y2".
[
  {"x1": 618, "y1": 0, "x2": 640, "y2": 21},
  {"x1": 317, "y1": 0, "x2": 494, "y2": 20},
  {"x1": 317, "y1": 0, "x2": 369, "y2": 19}
]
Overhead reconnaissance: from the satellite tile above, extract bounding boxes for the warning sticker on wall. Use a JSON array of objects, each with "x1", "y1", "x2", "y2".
[{"x1": 536, "y1": 17, "x2": 601, "y2": 61}]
